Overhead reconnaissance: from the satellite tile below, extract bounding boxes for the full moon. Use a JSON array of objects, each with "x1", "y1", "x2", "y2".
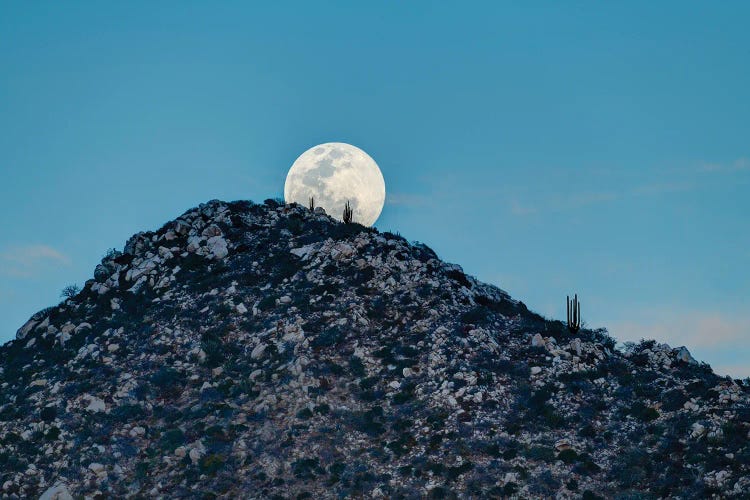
[{"x1": 284, "y1": 143, "x2": 386, "y2": 227}]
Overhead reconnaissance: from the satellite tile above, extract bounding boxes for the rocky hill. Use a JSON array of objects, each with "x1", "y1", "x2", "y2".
[{"x1": 1, "y1": 199, "x2": 748, "y2": 499}]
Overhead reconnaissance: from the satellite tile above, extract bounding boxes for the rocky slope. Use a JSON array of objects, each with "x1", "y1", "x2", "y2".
[{"x1": 1, "y1": 199, "x2": 748, "y2": 499}]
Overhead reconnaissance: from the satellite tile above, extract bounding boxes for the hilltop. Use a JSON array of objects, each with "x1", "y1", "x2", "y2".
[{"x1": 1, "y1": 199, "x2": 748, "y2": 499}]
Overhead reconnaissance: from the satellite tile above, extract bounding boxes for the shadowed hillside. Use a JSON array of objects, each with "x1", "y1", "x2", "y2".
[{"x1": 1, "y1": 199, "x2": 748, "y2": 498}]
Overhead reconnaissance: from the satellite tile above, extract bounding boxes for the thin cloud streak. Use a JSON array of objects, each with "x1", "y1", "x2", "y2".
[
  {"x1": 0, "y1": 245, "x2": 72, "y2": 277},
  {"x1": 698, "y1": 157, "x2": 749, "y2": 173},
  {"x1": 386, "y1": 192, "x2": 430, "y2": 207}
]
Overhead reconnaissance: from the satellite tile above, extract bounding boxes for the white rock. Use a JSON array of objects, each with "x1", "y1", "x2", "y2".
[
  {"x1": 676, "y1": 346, "x2": 698, "y2": 364},
  {"x1": 85, "y1": 396, "x2": 107, "y2": 413},
  {"x1": 290, "y1": 244, "x2": 316, "y2": 260},
  {"x1": 251, "y1": 343, "x2": 266, "y2": 360},
  {"x1": 530, "y1": 366, "x2": 542, "y2": 375},
  {"x1": 16, "y1": 318, "x2": 38, "y2": 340},
  {"x1": 201, "y1": 224, "x2": 222, "y2": 237},
  {"x1": 531, "y1": 333, "x2": 545, "y2": 348},
  {"x1": 189, "y1": 448, "x2": 203, "y2": 464},
  {"x1": 570, "y1": 338, "x2": 582, "y2": 356},
  {"x1": 175, "y1": 446, "x2": 187, "y2": 458},
  {"x1": 236, "y1": 303, "x2": 248, "y2": 314},
  {"x1": 129, "y1": 426, "x2": 145, "y2": 437},
  {"x1": 691, "y1": 422, "x2": 706, "y2": 438},
  {"x1": 279, "y1": 295, "x2": 292, "y2": 304},
  {"x1": 207, "y1": 236, "x2": 228, "y2": 259},
  {"x1": 389, "y1": 381, "x2": 401, "y2": 390},
  {"x1": 88, "y1": 462, "x2": 105, "y2": 477},
  {"x1": 39, "y1": 483, "x2": 74, "y2": 500}
]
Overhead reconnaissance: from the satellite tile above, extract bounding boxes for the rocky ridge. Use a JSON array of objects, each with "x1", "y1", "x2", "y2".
[{"x1": 1, "y1": 199, "x2": 748, "y2": 499}]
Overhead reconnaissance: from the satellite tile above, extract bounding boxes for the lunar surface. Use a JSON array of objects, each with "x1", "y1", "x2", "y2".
[{"x1": 284, "y1": 143, "x2": 386, "y2": 227}]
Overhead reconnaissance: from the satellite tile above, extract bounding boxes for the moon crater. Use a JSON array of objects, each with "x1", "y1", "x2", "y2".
[{"x1": 284, "y1": 143, "x2": 386, "y2": 227}]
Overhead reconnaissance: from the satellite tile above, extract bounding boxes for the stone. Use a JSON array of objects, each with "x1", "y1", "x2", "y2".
[
  {"x1": 530, "y1": 366, "x2": 542, "y2": 375},
  {"x1": 201, "y1": 224, "x2": 223, "y2": 238},
  {"x1": 85, "y1": 396, "x2": 107, "y2": 413},
  {"x1": 691, "y1": 422, "x2": 706, "y2": 438},
  {"x1": 16, "y1": 318, "x2": 38, "y2": 340},
  {"x1": 189, "y1": 448, "x2": 203, "y2": 465},
  {"x1": 236, "y1": 303, "x2": 248, "y2": 314},
  {"x1": 207, "y1": 236, "x2": 228, "y2": 259},
  {"x1": 251, "y1": 343, "x2": 266, "y2": 360},
  {"x1": 88, "y1": 462, "x2": 106, "y2": 478},
  {"x1": 129, "y1": 426, "x2": 146, "y2": 437},
  {"x1": 290, "y1": 244, "x2": 316, "y2": 260},
  {"x1": 531, "y1": 333, "x2": 545, "y2": 348},
  {"x1": 555, "y1": 439, "x2": 572, "y2": 451},
  {"x1": 676, "y1": 346, "x2": 697, "y2": 364},
  {"x1": 39, "y1": 483, "x2": 74, "y2": 500}
]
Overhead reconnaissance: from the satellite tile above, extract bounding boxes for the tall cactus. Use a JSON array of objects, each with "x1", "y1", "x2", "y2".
[
  {"x1": 567, "y1": 294, "x2": 581, "y2": 334},
  {"x1": 309, "y1": 196, "x2": 315, "y2": 211},
  {"x1": 342, "y1": 200, "x2": 353, "y2": 224}
]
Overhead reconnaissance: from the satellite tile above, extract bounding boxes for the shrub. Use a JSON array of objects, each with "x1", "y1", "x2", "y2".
[
  {"x1": 60, "y1": 284, "x2": 81, "y2": 299},
  {"x1": 292, "y1": 457, "x2": 324, "y2": 480},
  {"x1": 461, "y1": 306, "x2": 490, "y2": 325},
  {"x1": 45, "y1": 426, "x2": 61, "y2": 441},
  {"x1": 199, "y1": 453, "x2": 225, "y2": 475},
  {"x1": 160, "y1": 428, "x2": 185, "y2": 452},
  {"x1": 296, "y1": 408, "x2": 313, "y2": 420},
  {"x1": 150, "y1": 367, "x2": 183, "y2": 398},
  {"x1": 348, "y1": 356, "x2": 366, "y2": 377},
  {"x1": 40, "y1": 406, "x2": 57, "y2": 422},
  {"x1": 558, "y1": 449, "x2": 578, "y2": 464},
  {"x1": 310, "y1": 328, "x2": 344, "y2": 349},
  {"x1": 446, "y1": 269, "x2": 471, "y2": 288},
  {"x1": 629, "y1": 402, "x2": 659, "y2": 422},
  {"x1": 525, "y1": 445, "x2": 555, "y2": 462}
]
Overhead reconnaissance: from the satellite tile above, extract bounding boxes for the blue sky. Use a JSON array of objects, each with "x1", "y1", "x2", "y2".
[{"x1": 1, "y1": 2, "x2": 748, "y2": 377}]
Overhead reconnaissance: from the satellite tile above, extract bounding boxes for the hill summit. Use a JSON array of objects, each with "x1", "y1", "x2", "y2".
[{"x1": 1, "y1": 199, "x2": 748, "y2": 498}]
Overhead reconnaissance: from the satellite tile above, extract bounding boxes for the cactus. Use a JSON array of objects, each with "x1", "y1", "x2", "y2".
[
  {"x1": 342, "y1": 200, "x2": 353, "y2": 224},
  {"x1": 309, "y1": 196, "x2": 315, "y2": 211},
  {"x1": 567, "y1": 294, "x2": 581, "y2": 334}
]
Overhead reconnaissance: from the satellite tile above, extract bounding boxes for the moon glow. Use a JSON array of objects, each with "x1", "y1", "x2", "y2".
[{"x1": 284, "y1": 143, "x2": 386, "y2": 227}]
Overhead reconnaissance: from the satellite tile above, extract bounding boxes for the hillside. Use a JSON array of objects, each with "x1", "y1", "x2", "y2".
[{"x1": 1, "y1": 199, "x2": 748, "y2": 499}]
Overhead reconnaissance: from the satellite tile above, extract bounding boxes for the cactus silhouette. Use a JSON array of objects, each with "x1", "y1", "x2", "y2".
[
  {"x1": 567, "y1": 294, "x2": 581, "y2": 334},
  {"x1": 342, "y1": 200, "x2": 353, "y2": 223},
  {"x1": 309, "y1": 196, "x2": 315, "y2": 211}
]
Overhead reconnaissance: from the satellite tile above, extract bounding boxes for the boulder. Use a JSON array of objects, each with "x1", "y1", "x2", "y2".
[
  {"x1": 207, "y1": 236, "x2": 228, "y2": 259},
  {"x1": 39, "y1": 483, "x2": 74, "y2": 500},
  {"x1": 676, "y1": 346, "x2": 698, "y2": 365}
]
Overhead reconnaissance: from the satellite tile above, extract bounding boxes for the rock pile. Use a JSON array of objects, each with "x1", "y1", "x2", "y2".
[{"x1": 0, "y1": 199, "x2": 748, "y2": 498}]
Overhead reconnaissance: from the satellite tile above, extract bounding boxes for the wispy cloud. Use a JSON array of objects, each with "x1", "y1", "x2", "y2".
[
  {"x1": 509, "y1": 191, "x2": 618, "y2": 216},
  {"x1": 0, "y1": 245, "x2": 71, "y2": 277},
  {"x1": 386, "y1": 192, "x2": 430, "y2": 207},
  {"x1": 509, "y1": 199, "x2": 537, "y2": 216},
  {"x1": 631, "y1": 181, "x2": 695, "y2": 196},
  {"x1": 697, "y1": 157, "x2": 749, "y2": 173}
]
